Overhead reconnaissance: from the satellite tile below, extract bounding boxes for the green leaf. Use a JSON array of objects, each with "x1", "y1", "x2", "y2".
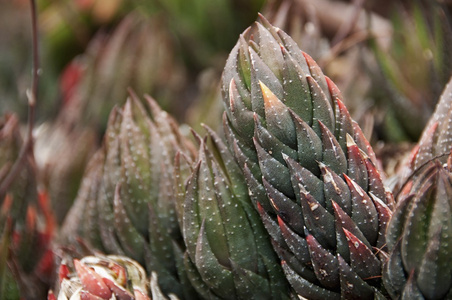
[
  {"x1": 254, "y1": 115, "x2": 297, "y2": 164},
  {"x1": 255, "y1": 140, "x2": 293, "y2": 198},
  {"x1": 383, "y1": 240, "x2": 406, "y2": 299},
  {"x1": 343, "y1": 229, "x2": 381, "y2": 283},
  {"x1": 338, "y1": 255, "x2": 375, "y2": 300},
  {"x1": 195, "y1": 221, "x2": 235, "y2": 296},
  {"x1": 113, "y1": 184, "x2": 148, "y2": 265},
  {"x1": 306, "y1": 234, "x2": 340, "y2": 290},
  {"x1": 263, "y1": 178, "x2": 304, "y2": 234},
  {"x1": 299, "y1": 190, "x2": 335, "y2": 250},
  {"x1": 319, "y1": 122, "x2": 346, "y2": 176},
  {"x1": 345, "y1": 175, "x2": 379, "y2": 245},
  {"x1": 320, "y1": 163, "x2": 351, "y2": 215},
  {"x1": 282, "y1": 261, "x2": 340, "y2": 300},
  {"x1": 281, "y1": 48, "x2": 312, "y2": 123},
  {"x1": 290, "y1": 111, "x2": 322, "y2": 176}
]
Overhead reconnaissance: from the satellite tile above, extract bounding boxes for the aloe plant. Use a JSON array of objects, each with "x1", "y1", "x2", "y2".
[
  {"x1": 5, "y1": 3, "x2": 452, "y2": 300},
  {"x1": 58, "y1": 12, "x2": 187, "y2": 131},
  {"x1": 384, "y1": 159, "x2": 452, "y2": 299},
  {"x1": 177, "y1": 129, "x2": 290, "y2": 299},
  {"x1": 60, "y1": 94, "x2": 196, "y2": 299},
  {"x1": 221, "y1": 15, "x2": 393, "y2": 299},
  {"x1": 52, "y1": 254, "x2": 153, "y2": 299},
  {"x1": 383, "y1": 78, "x2": 452, "y2": 300},
  {"x1": 0, "y1": 113, "x2": 55, "y2": 299}
]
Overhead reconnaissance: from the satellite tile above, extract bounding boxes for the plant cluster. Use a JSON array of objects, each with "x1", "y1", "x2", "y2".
[{"x1": 1, "y1": 1, "x2": 452, "y2": 299}]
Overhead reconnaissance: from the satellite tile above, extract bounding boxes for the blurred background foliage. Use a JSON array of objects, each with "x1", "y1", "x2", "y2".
[{"x1": 0, "y1": 0, "x2": 451, "y2": 204}]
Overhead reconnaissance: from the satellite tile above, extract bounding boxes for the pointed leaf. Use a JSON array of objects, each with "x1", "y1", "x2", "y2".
[
  {"x1": 306, "y1": 235, "x2": 340, "y2": 290},
  {"x1": 282, "y1": 261, "x2": 340, "y2": 300},
  {"x1": 338, "y1": 255, "x2": 375, "y2": 300}
]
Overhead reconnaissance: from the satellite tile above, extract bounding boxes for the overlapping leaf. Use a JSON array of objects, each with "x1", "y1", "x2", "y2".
[
  {"x1": 384, "y1": 159, "x2": 452, "y2": 299},
  {"x1": 384, "y1": 77, "x2": 452, "y2": 299},
  {"x1": 222, "y1": 15, "x2": 393, "y2": 299},
  {"x1": 60, "y1": 94, "x2": 196, "y2": 299},
  {"x1": 178, "y1": 130, "x2": 290, "y2": 299},
  {"x1": 53, "y1": 254, "x2": 159, "y2": 300}
]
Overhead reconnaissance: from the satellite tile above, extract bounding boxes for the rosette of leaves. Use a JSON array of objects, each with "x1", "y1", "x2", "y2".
[
  {"x1": 384, "y1": 158, "x2": 452, "y2": 299},
  {"x1": 177, "y1": 129, "x2": 290, "y2": 299},
  {"x1": 383, "y1": 76, "x2": 452, "y2": 299},
  {"x1": 60, "y1": 94, "x2": 196, "y2": 299},
  {"x1": 0, "y1": 192, "x2": 55, "y2": 300},
  {"x1": 51, "y1": 254, "x2": 156, "y2": 300},
  {"x1": 0, "y1": 113, "x2": 55, "y2": 299},
  {"x1": 221, "y1": 15, "x2": 393, "y2": 299},
  {"x1": 59, "y1": 11, "x2": 187, "y2": 131}
]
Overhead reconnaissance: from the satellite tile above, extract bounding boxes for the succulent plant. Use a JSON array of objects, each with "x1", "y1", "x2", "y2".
[
  {"x1": 58, "y1": 12, "x2": 188, "y2": 131},
  {"x1": 6, "y1": 2, "x2": 452, "y2": 299},
  {"x1": 177, "y1": 129, "x2": 290, "y2": 299},
  {"x1": 384, "y1": 158, "x2": 452, "y2": 300},
  {"x1": 0, "y1": 113, "x2": 55, "y2": 299},
  {"x1": 60, "y1": 94, "x2": 196, "y2": 299},
  {"x1": 51, "y1": 254, "x2": 157, "y2": 300},
  {"x1": 383, "y1": 77, "x2": 452, "y2": 300},
  {"x1": 412, "y1": 78, "x2": 452, "y2": 170},
  {"x1": 2, "y1": 201, "x2": 53, "y2": 298},
  {"x1": 221, "y1": 15, "x2": 393, "y2": 299},
  {"x1": 392, "y1": 78, "x2": 452, "y2": 192}
]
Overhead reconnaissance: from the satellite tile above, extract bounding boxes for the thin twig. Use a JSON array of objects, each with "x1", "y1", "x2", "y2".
[
  {"x1": 331, "y1": 0, "x2": 365, "y2": 46},
  {"x1": 0, "y1": 0, "x2": 39, "y2": 197},
  {"x1": 29, "y1": 0, "x2": 38, "y2": 140},
  {"x1": 319, "y1": 29, "x2": 370, "y2": 68}
]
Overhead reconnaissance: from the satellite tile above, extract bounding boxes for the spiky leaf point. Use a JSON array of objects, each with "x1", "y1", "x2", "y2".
[
  {"x1": 343, "y1": 229, "x2": 381, "y2": 284},
  {"x1": 306, "y1": 234, "x2": 339, "y2": 290},
  {"x1": 371, "y1": 194, "x2": 393, "y2": 250},
  {"x1": 299, "y1": 189, "x2": 336, "y2": 249},
  {"x1": 338, "y1": 255, "x2": 376, "y2": 300},
  {"x1": 263, "y1": 178, "x2": 304, "y2": 234},
  {"x1": 281, "y1": 261, "x2": 340, "y2": 300},
  {"x1": 344, "y1": 174, "x2": 379, "y2": 246},
  {"x1": 181, "y1": 134, "x2": 290, "y2": 299},
  {"x1": 222, "y1": 15, "x2": 392, "y2": 297},
  {"x1": 407, "y1": 78, "x2": 452, "y2": 173},
  {"x1": 277, "y1": 216, "x2": 310, "y2": 265},
  {"x1": 60, "y1": 95, "x2": 195, "y2": 298},
  {"x1": 285, "y1": 154, "x2": 324, "y2": 207}
]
